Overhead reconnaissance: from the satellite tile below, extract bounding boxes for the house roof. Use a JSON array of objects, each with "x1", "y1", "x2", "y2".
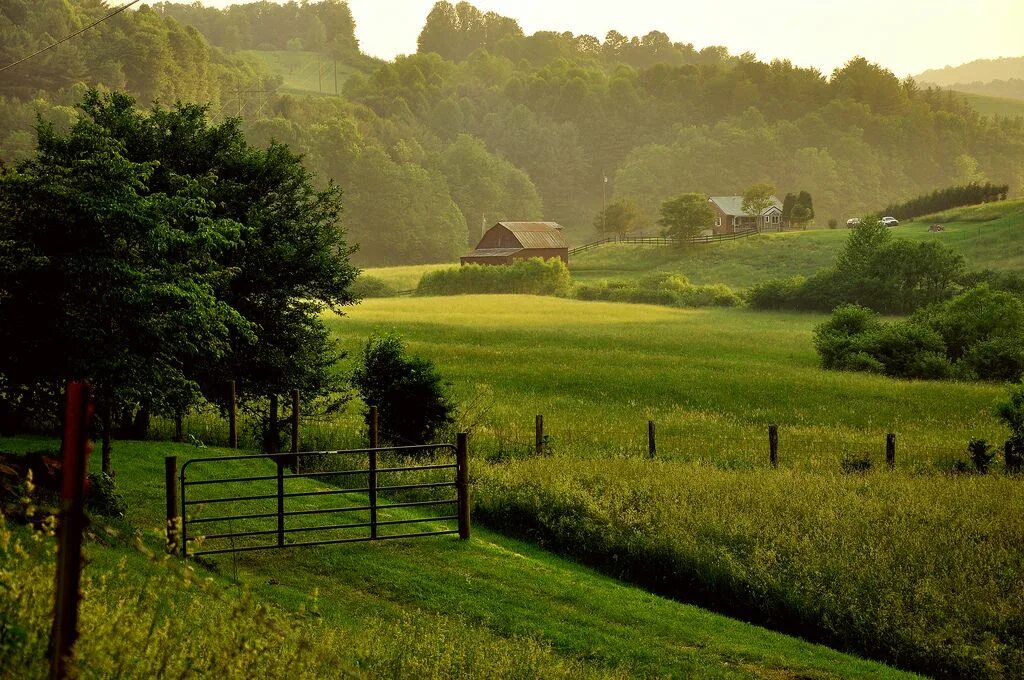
[
  {"x1": 495, "y1": 221, "x2": 568, "y2": 249},
  {"x1": 463, "y1": 247, "x2": 524, "y2": 258},
  {"x1": 709, "y1": 195, "x2": 783, "y2": 216}
]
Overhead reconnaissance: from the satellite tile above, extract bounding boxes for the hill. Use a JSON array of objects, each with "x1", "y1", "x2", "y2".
[
  {"x1": 237, "y1": 49, "x2": 361, "y2": 96},
  {"x1": 956, "y1": 90, "x2": 1024, "y2": 117},
  {"x1": 569, "y1": 198, "x2": 1024, "y2": 288},
  {"x1": 915, "y1": 55, "x2": 1024, "y2": 87},
  {"x1": 0, "y1": 436, "x2": 909, "y2": 679}
]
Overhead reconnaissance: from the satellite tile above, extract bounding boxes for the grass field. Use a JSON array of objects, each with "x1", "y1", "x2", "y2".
[
  {"x1": 238, "y1": 50, "x2": 359, "y2": 96},
  {"x1": 316, "y1": 295, "x2": 1021, "y2": 677},
  {"x1": 0, "y1": 437, "x2": 910, "y2": 679},
  {"x1": 955, "y1": 90, "x2": 1024, "y2": 118},
  {"x1": 569, "y1": 198, "x2": 1024, "y2": 288}
]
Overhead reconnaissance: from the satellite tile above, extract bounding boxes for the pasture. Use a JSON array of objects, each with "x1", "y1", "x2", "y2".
[{"x1": 316, "y1": 295, "x2": 1021, "y2": 678}]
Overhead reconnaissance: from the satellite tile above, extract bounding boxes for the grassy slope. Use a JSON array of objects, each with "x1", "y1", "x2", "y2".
[
  {"x1": 0, "y1": 435, "x2": 908, "y2": 679},
  {"x1": 955, "y1": 90, "x2": 1024, "y2": 118},
  {"x1": 570, "y1": 198, "x2": 1024, "y2": 288},
  {"x1": 238, "y1": 50, "x2": 358, "y2": 96},
  {"x1": 362, "y1": 263, "x2": 452, "y2": 290},
  {"x1": 325, "y1": 297, "x2": 1004, "y2": 466}
]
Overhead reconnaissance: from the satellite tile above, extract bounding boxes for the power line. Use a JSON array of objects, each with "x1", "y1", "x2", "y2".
[{"x1": 0, "y1": 0, "x2": 144, "y2": 74}]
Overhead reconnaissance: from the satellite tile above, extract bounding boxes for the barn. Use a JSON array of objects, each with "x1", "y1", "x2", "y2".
[{"x1": 461, "y1": 221, "x2": 569, "y2": 266}]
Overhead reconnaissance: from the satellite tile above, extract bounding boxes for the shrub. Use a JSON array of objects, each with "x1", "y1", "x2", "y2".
[
  {"x1": 828, "y1": 219, "x2": 838, "y2": 229},
  {"x1": 812, "y1": 304, "x2": 880, "y2": 370},
  {"x1": 995, "y1": 385, "x2": 1024, "y2": 473},
  {"x1": 416, "y1": 258, "x2": 571, "y2": 297},
  {"x1": 85, "y1": 472, "x2": 127, "y2": 518},
  {"x1": 351, "y1": 332, "x2": 454, "y2": 446},
  {"x1": 748, "y1": 276, "x2": 807, "y2": 310},
  {"x1": 966, "y1": 439, "x2": 995, "y2": 474},
  {"x1": 351, "y1": 275, "x2": 398, "y2": 298},
  {"x1": 840, "y1": 453, "x2": 872, "y2": 473},
  {"x1": 577, "y1": 274, "x2": 742, "y2": 309}
]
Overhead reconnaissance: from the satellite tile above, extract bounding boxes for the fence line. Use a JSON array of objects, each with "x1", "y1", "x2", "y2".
[{"x1": 569, "y1": 228, "x2": 758, "y2": 255}]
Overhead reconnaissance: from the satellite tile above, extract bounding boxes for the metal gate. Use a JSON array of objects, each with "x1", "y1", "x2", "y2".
[{"x1": 164, "y1": 434, "x2": 469, "y2": 558}]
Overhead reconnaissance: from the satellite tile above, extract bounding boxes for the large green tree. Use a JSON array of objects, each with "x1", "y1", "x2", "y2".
[
  {"x1": 0, "y1": 90, "x2": 358, "y2": 467},
  {"x1": 657, "y1": 193, "x2": 714, "y2": 241}
]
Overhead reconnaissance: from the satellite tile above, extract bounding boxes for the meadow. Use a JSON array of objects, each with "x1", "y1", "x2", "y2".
[
  {"x1": 0, "y1": 437, "x2": 908, "y2": 680},
  {"x1": 237, "y1": 50, "x2": 359, "y2": 96},
  {"x1": 314, "y1": 295, "x2": 1020, "y2": 678}
]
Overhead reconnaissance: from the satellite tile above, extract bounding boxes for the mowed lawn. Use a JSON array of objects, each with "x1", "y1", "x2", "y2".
[
  {"x1": 327, "y1": 296, "x2": 1005, "y2": 468},
  {"x1": 570, "y1": 198, "x2": 1024, "y2": 288}
]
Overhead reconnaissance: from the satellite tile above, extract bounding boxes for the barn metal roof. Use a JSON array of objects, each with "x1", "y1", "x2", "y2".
[
  {"x1": 496, "y1": 222, "x2": 568, "y2": 249},
  {"x1": 709, "y1": 196, "x2": 783, "y2": 216},
  {"x1": 463, "y1": 247, "x2": 524, "y2": 258}
]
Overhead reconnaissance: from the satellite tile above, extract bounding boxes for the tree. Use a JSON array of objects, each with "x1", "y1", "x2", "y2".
[
  {"x1": 781, "y1": 192, "x2": 797, "y2": 226},
  {"x1": 791, "y1": 190, "x2": 815, "y2": 228},
  {"x1": 742, "y1": 183, "x2": 776, "y2": 231},
  {"x1": 352, "y1": 332, "x2": 454, "y2": 447},
  {"x1": 0, "y1": 90, "x2": 359, "y2": 468},
  {"x1": 657, "y1": 193, "x2": 714, "y2": 241},
  {"x1": 594, "y1": 198, "x2": 641, "y2": 236}
]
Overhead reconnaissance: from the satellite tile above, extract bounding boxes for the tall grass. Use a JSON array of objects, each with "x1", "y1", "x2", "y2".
[{"x1": 476, "y1": 457, "x2": 1024, "y2": 679}]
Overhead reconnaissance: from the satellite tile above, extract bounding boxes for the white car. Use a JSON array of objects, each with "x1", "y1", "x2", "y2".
[
  {"x1": 846, "y1": 218, "x2": 862, "y2": 227},
  {"x1": 879, "y1": 216, "x2": 899, "y2": 227}
]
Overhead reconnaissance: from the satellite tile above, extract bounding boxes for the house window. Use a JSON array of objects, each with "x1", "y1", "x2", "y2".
[{"x1": 715, "y1": 217, "x2": 721, "y2": 227}]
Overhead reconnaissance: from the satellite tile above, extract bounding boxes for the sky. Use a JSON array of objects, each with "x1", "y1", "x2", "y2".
[{"x1": 197, "y1": 0, "x2": 1024, "y2": 77}]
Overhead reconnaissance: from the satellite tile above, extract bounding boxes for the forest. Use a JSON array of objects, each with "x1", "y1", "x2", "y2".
[{"x1": 2, "y1": 0, "x2": 1024, "y2": 265}]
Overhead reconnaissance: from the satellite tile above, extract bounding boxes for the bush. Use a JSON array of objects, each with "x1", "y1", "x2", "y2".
[
  {"x1": 351, "y1": 332, "x2": 454, "y2": 446},
  {"x1": 576, "y1": 274, "x2": 741, "y2": 309},
  {"x1": 966, "y1": 439, "x2": 995, "y2": 474},
  {"x1": 416, "y1": 258, "x2": 571, "y2": 297},
  {"x1": 85, "y1": 472, "x2": 127, "y2": 518},
  {"x1": 748, "y1": 276, "x2": 807, "y2": 310},
  {"x1": 995, "y1": 385, "x2": 1024, "y2": 473},
  {"x1": 351, "y1": 275, "x2": 398, "y2": 298}
]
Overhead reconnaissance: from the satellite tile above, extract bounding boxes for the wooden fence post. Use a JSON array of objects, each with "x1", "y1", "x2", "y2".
[
  {"x1": 369, "y1": 405, "x2": 378, "y2": 540},
  {"x1": 164, "y1": 456, "x2": 178, "y2": 554},
  {"x1": 769, "y1": 424, "x2": 779, "y2": 468},
  {"x1": 50, "y1": 381, "x2": 93, "y2": 680},
  {"x1": 457, "y1": 432, "x2": 470, "y2": 540},
  {"x1": 886, "y1": 433, "x2": 896, "y2": 469},
  {"x1": 535, "y1": 414, "x2": 544, "y2": 456},
  {"x1": 290, "y1": 389, "x2": 300, "y2": 473},
  {"x1": 228, "y1": 380, "x2": 237, "y2": 449},
  {"x1": 648, "y1": 420, "x2": 656, "y2": 459},
  {"x1": 268, "y1": 394, "x2": 278, "y2": 454}
]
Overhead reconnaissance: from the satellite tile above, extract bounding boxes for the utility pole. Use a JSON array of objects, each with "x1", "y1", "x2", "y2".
[
  {"x1": 318, "y1": 54, "x2": 322, "y2": 94},
  {"x1": 334, "y1": 60, "x2": 338, "y2": 96},
  {"x1": 481, "y1": 213, "x2": 486, "y2": 240}
]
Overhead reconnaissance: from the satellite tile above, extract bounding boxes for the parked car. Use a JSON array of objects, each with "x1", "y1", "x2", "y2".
[
  {"x1": 846, "y1": 217, "x2": 862, "y2": 227},
  {"x1": 879, "y1": 216, "x2": 899, "y2": 227}
]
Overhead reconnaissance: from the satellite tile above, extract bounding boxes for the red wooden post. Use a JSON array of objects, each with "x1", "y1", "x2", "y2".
[{"x1": 50, "y1": 381, "x2": 93, "y2": 680}]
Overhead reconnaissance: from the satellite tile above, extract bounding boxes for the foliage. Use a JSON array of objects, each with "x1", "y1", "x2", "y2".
[
  {"x1": 879, "y1": 182, "x2": 1009, "y2": 221},
  {"x1": 575, "y1": 274, "x2": 741, "y2": 308},
  {"x1": 751, "y1": 220, "x2": 965, "y2": 313},
  {"x1": 995, "y1": 384, "x2": 1024, "y2": 473},
  {"x1": 740, "y1": 183, "x2": 775, "y2": 223},
  {"x1": 593, "y1": 198, "x2": 641, "y2": 235},
  {"x1": 351, "y1": 275, "x2": 399, "y2": 298},
  {"x1": 352, "y1": 332, "x2": 454, "y2": 445},
  {"x1": 0, "y1": 90, "x2": 358, "y2": 463},
  {"x1": 657, "y1": 193, "x2": 715, "y2": 240},
  {"x1": 966, "y1": 438, "x2": 995, "y2": 474},
  {"x1": 85, "y1": 473, "x2": 127, "y2": 518},
  {"x1": 416, "y1": 258, "x2": 572, "y2": 296},
  {"x1": 814, "y1": 288, "x2": 1024, "y2": 381}
]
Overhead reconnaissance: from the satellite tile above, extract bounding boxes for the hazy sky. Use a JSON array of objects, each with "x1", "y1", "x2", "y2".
[{"x1": 197, "y1": 0, "x2": 1023, "y2": 76}]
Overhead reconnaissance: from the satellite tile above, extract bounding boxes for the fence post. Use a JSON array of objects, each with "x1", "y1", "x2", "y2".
[
  {"x1": 535, "y1": 414, "x2": 544, "y2": 456},
  {"x1": 457, "y1": 432, "x2": 470, "y2": 540},
  {"x1": 50, "y1": 381, "x2": 93, "y2": 680},
  {"x1": 290, "y1": 389, "x2": 300, "y2": 473},
  {"x1": 648, "y1": 420, "x2": 656, "y2": 459},
  {"x1": 769, "y1": 424, "x2": 779, "y2": 468},
  {"x1": 268, "y1": 394, "x2": 278, "y2": 454},
  {"x1": 228, "y1": 380, "x2": 237, "y2": 449},
  {"x1": 276, "y1": 459, "x2": 285, "y2": 547},
  {"x1": 886, "y1": 433, "x2": 896, "y2": 469},
  {"x1": 165, "y1": 457, "x2": 178, "y2": 554},
  {"x1": 369, "y1": 405, "x2": 378, "y2": 540}
]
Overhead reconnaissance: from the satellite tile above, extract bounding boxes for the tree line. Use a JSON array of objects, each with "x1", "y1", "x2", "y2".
[
  {"x1": 2, "y1": 1, "x2": 1024, "y2": 266},
  {"x1": 879, "y1": 182, "x2": 1009, "y2": 221}
]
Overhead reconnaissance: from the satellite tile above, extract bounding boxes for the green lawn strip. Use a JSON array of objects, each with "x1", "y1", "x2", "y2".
[{"x1": 2, "y1": 436, "x2": 912, "y2": 678}]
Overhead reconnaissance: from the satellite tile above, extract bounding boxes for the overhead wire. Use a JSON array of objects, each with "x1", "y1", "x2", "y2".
[{"x1": 0, "y1": 0, "x2": 144, "y2": 74}]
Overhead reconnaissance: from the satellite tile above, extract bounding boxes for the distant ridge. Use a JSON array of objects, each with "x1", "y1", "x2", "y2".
[{"x1": 915, "y1": 56, "x2": 1024, "y2": 87}]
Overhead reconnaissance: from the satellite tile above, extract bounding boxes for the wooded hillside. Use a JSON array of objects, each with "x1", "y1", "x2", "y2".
[{"x1": 2, "y1": 1, "x2": 1024, "y2": 266}]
